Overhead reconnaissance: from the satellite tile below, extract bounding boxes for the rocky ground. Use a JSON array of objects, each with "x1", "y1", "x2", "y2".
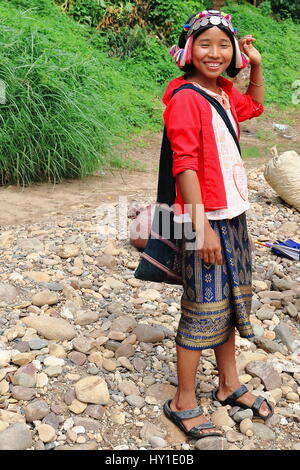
[{"x1": 0, "y1": 161, "x2": 300, "y2": 451}]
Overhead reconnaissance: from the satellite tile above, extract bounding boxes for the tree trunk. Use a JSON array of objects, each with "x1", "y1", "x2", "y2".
[{"x1": 212, "y1": 0, "x2": 225, "y2": 10}]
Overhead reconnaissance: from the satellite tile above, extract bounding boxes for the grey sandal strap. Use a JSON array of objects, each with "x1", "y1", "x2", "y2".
[
  {"x1": 224, "y1": 385, "x2": 248, "y2": 403},
  {"x1": 173, "y1": 405, "x2": 203, "y2": 419},
  {"x1": 190, "y1": 422, "x2": 216, "y2": 433},
  {"x1": 252, "y1": 396, "x2": 266, "y2": 413}
]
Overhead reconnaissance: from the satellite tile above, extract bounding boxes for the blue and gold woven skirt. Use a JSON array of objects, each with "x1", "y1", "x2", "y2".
[{"x1": 175, "y1": 211, "x2": 254, "y2": 351}]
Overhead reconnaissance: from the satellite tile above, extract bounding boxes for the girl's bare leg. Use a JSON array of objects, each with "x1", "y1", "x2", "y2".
[
  {"x1": 169, "y1": 343, "x2": 222, "y2": 435},
  {"x1": 214, "y1": 327, "x2": 269, "y2": 416}
]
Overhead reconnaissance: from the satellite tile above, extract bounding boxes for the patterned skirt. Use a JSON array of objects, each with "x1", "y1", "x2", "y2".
[{"x1": 175, "y1": 211, "x2": 254, "y2": 351}]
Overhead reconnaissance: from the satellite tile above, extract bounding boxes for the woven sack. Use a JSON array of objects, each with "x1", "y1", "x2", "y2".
[{"x1": 264, "y1": 149, "x2": 300, "y2": 211}]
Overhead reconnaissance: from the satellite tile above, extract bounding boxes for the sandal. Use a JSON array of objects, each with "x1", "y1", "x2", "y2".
[
  {"x1": 212, "y1": 385, "x2": 274, "y2": 421},
  {"x1": 163, "y1": 399, "x2": 223, "y2": 440}
]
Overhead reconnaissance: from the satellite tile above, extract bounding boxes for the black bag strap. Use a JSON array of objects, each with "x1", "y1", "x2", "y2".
[{"x1": 156, "y1": 83, "x2": 241, "y2": 205}]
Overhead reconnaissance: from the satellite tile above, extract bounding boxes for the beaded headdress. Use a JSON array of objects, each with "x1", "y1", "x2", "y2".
[{"x1": 169, "y1": 9, "x2": 250, "y2": 71}]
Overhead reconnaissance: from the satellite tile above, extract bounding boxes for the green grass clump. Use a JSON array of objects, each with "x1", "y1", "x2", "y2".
[{"x1": 0, "y1": 1, "x2": 162, "y2": 185}]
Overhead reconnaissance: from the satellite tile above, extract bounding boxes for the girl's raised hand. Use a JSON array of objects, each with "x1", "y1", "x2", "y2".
[{"x1": 238, "y1": 35, "x2": 262, "y2": 66}]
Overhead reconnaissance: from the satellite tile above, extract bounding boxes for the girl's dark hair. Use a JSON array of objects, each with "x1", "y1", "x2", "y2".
[{"x1": 179, "y1": 16, "x2": 240, "y2": 78}]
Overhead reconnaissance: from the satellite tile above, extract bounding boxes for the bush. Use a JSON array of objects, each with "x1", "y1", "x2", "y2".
[{"x1": 270, "y1": 0, "x2": 300, "y2": 22}]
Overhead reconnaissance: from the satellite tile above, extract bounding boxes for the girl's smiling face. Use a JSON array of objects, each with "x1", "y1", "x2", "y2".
[{"x1": 190, "y1": 26, "x2": 233, "y2": 79}]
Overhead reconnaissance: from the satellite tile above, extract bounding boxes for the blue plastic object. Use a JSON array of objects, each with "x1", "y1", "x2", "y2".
[{"x1": 271, "y1": 238, "x2": 300, "y2": 259}]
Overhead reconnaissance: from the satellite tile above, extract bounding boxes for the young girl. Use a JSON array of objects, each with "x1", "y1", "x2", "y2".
[{"x1": 162, "y1": 9, "x2": 273, "y2": 440}]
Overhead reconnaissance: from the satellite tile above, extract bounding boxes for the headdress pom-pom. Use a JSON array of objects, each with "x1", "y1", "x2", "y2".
[
  {"x1": 233, "y1": 27, "x2": 237, "y2": 35},
  {"x1": 183, "y1": 23, "x2": 190, "y2": 31},
  {"x1": 225, "y1": 14, "x2": 231, "y2": 21},
  {"x1": 241, "y1": 52, "x2": 251, "y2": 69},
  {"x1": 169, "y1": 45, "x2": 178, "y2": 57}
]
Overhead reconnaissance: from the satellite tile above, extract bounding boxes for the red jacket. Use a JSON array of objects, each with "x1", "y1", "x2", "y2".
[{"x1": 162, "y1": 74, "x2": 264, "y2": 214}]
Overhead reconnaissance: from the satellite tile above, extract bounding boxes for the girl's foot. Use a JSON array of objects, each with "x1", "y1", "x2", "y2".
[
  {"x1": 169, "y1": 399, "x2": 222, "y2": 436},
  {"x1": 217, "y1": 385, "x2": 270, "y2": 417}
]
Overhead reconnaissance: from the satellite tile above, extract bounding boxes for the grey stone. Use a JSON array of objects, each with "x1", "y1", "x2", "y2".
[
  {"x1": 11, "y1": 386, "x2": 36, "y2": 401},
  {"x1": 14, "y1": 341, "x2": 30, "y2": 353},
  {"x1": 104, "y1": 340, "x2": 122, "y2": 352},
  {"x1": 255, "y1": 307, "x2": 274, "y2": 321},
  {"x1": 73, "y1": 417, "x2": 101, "y2": 431},
  {"x1": 252, "y1": 325, "x2": 265, "y2": 337},
  {"x1": 115, "y1": 344, "x2": 135, "y2": 359},
  {"x1": 44, "y1": 366, "x2": 62, "y2": 377},
  {"x1": 252, "y1": 423, "x2": 276, "y2": 441},
  {"x1": 74, "y1": 310, "x2": 99, "y2": 326},
  {"x1": 132, "y1": 357, "x2": 146, "y2": 372},
  {"x1": 0, "y1": 283, "x2": 19, "y2": 303},
  {"x1": 252, "y1": 336, "x2": 286, "y2": 355},
  {"x1": 110, "y1": 316, "x2": 137, "y2": 333},
  {"x1": 42, "y1": 413, "x2": 60, "y2": 430},
  {"x1": 0, "y1": 423, "x2": 32, "y2": 450},
  {"x1": 286, "y1": 303, "x2": 298, "y2": 318},
  {"x1": 22, "y1": 315, "x2": 76, "y2": 341},
  {"x1": 68, "y1": 351, "x2": 87, "y2": 366},
  {"x1": 148, "y1": 436, "x2": 168, "y2": 448},
  {"x1": 245, "y1": 361, "x2": 281, "y2": 390},
  {"x1": 125, "y1": 395, "x2": 145, "y2": 408},
  {"x1": 14, "y1": 363, "x2": 37, "y2": 388},
  {"x1": 24, "y1": 400, "x2": 50, "y2": 422},
  {"x1": 232, "y1": 409, "x2": 254, "y2": 423},
  {"x1": 64, "y1": 389, "x2": 76, "y2": 406},
  {"x1": 72, "y1": 337, "x2": 95, "y2": 354},
  {"x1": 28, "y1": 339, "x2": 49, "y2": 350},
  {"x1": 229, "y1": 406, "x2": 241, "y2": 417},
  {"x1": 274, "y1": 322, "x2": 297, "y2": 353},
  {"x1": 85, "y1": 405, "x2": 105, "y2": 419},
  {"x1": 44, "y1": 282, "x2": 64, "y2": 291},
  {"x1": 194, "y1": 437, "x2": 228, "y2": 450},
  {"x1": 55, "y1": 441, "x2": 98, "y2": 450},
  {"x1": 272, "y1": 276, "x2": 295, "y2": 291},
  {"x1": 133, "y1": 324, "x2": 165, "y2": 343},
  {"x1": 32, "y1": 290, "x2": 58, "y2": 307}
]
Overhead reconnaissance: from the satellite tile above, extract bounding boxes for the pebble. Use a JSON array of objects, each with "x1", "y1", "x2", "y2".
[
  {"x1": 239, "y1": 419, "x2": 254, "y2": 436},
  {"x1": 195, "y1": 437, "x2": 228, "y2": 451},
  {"x1": 133, "y1": 324, "x2": 165, "y2": 343},
  {"x1": 32, "y1": 290, "x2": 59, "y2": 307},
  {"x1": 44, "y1": 366, "x2": 63, "y2": 377},
  {"x1": 68, "y1": 399, "x2": 87, "y2": 414},
  {"x1": 245, "y1": 360, "x2": 282, "y2": 390},
  {"x1": 75, "y1": 376, "x2": 110, "y2": 405},
  {"x1": 28, "y1": 339, "x2": 49, "y2": 350},
  {"x1": 24, "y1": 400, "x2": 50, "y2": 422},
  {"x1": 36, "y1": 424, "x2": 56, "y2": 443},
  {"x1": 22, "y1": 315, "x2": 76, "y2": 341},
  {"x1": 232, "y1": 409, "x2": 254, "y2": 423},
  {"x1": 11, "y1": 386, "x2": 36, "y2": 401},
  {"x1": 274, "y1": 322, "x2": 297, "y2": 352},
  {"x1": 252, "y1": 423, "x2": 276, "y2": 441},
  {"x1": 1, "y1": 170, "x2": 299, "y2": 451},
  {"x1": 14, "y1": 363, "x2": 37, "y2": 388},
  {"x1": 286, "y1": 392, "x2": 299, "y2": 402},
  {"x1": 225, "y1": 430, "x2": 244, "y2": 443},
  {"x1": 0, "y1": 423, "x2": 32, "y2": 450},
  {"x1": 68, "y1": 351, "x2": 87, "y2": 366},
  {"x1": 211, "y1": 407, "x2": 235, "y2": 428}
]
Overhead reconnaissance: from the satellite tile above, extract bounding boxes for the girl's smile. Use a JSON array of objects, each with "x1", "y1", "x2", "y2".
[{"x1": 187, "y1": 26, "x2": 233, "y2": 89}]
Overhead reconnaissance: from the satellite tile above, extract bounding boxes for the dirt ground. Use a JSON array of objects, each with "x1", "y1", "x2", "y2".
[{"x1": 1, "y1": 103, "x2": 299, "y2": 227}]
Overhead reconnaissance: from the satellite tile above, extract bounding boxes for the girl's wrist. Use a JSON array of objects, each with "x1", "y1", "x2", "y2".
[{"x1": 250, "y1": 62, "x2": 262, "y2": 69}]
